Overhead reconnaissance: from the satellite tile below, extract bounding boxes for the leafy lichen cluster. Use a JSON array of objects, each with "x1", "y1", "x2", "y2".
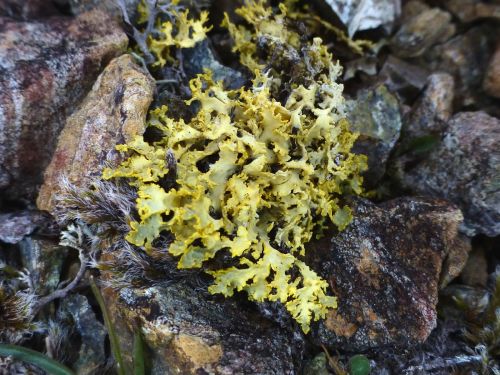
[{"x1": 104, "y1": 0, "x2": 367, "y2": 332}]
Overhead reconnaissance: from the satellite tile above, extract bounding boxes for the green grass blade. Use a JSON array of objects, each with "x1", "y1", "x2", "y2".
[
  {"x1": 133, "y1": 330, "x2": 146, "y2": 375},
  {"x1": 0, "y1": 344, "x2": 75, "y2": 375},
  {"x1": 90, "y1": 276, "x2": 125, "y2": 375}
]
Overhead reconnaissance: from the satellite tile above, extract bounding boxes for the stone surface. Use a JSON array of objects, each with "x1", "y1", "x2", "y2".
[
  {"x1": 379, "y1": 55, "x2": 429, "y2": 99},
  {"x1": 483, "y1": 44, "x2": 500, "y2": 98},
  {"x1": 0, "y1": 0, "x2": 60, "y2": 20},
  {"x1": 400, "y1": 73, "x2": 454, "y2": 148},
  {"x1": 102, "y1": 280, "x2": 304, "y2": 374},
  {"x1": 66, "y1": 0, "x2": 140, "y2": 19},
  {"x1": 0, "y1": 210, "x2": 56, "y2": 244},
  {"x1": 444, "y1": 0, "x2": 500, "y2": 23},
  {"x1": 37, "y1": 54, "x2": 154, "y2": 214},
  {"x1": 0, "y1": 10, "x2": 128, "y2": 203},
  {"x1": 401, "y1": 111, "x2": 500, "y2": 237},
  {"x1": 58, "y1": 294, "x2": 107, "y2": 375},
  {"x1": 307, "y1": 197, "x2": 469, "y2": 351},
  {"x1": 391, "y1": 8, "x2": 455, "y2": 58},
  {"x1": 346, "y1": 85, "x2": 402, "y2": 187}
]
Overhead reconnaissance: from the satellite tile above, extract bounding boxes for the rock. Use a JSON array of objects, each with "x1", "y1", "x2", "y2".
[
  {"x1": 483, "y1": 44, "x2": 500, "y2": 99},
  {"x1": 345, "y1": 85, "x2": 402, "y2": 187},
  {"x1": 182, "y1": 40, "x2": 246, "y2": 90},
  {"x1": 102, "y1": 281, "x2": 304, "y2": 374},
  {"x1": 0, "y1": 10, "x2": 128, "y2": 203},
  {"x1": 37, "y1": 54, "x2": 154, "y2": 214},
  {"x1": 320, "y1": 0, "x2": 401, "y2": 37},
  {"x1": 58, "y1": 294, "x2": 107, "y2": 374},
  {"x1": 379, "y1": 55, "x2": 429, "y2": 100},
  {"x1": 444, "y1": 0, "x2": 500, "y2": 23},
  {"x1": 424, "y1": 26, "x2": 495, "y2": 107},
  {"x1": 400, "y1": 73, "x2": 454, "y2": 147},
  {"x1": 65, "y1": 0, "x2": 140, "y2": 19},
  {"x1": 307, "y1": 197, "x2": 469, "y2": 351},
  {"x1": 391, "y1": 8, "x2": 455, "y2": 58},
  {"x1": 303, "y1": 353, "x2": 330, "y2": 375},
  {"x1": 460, "y1": 248, "x2": 488, "y2": 287},
  {"x1": 0, "y1": 0, "x2": 60, "y2": 20},
  {"x1": 19, "y1": 237, "x2": 67, "y2": 295},
  {"x1": 0, "y1": 210, "x2": 56, "y2": 244},
  {"x1": 401, "y1": 112, "x2": 500, "y2": 237}
]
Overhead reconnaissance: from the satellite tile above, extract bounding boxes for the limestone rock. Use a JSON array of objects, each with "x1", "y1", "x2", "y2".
[
  {"x1": 483, "y1": 44, "x2": 500, "y2": 99},
  {"x1": 401, "y1": 112, "x2": 500, "y2": 237},
  {"x1": 102, "y1": 281, "x2": 304, "y2": 374},
  {"x1": 307, "y1": 197, "x2": 470, "y2": 351},
  {"x1": 346, "y1": 85, "x2": 402, "y2": 187},
  {"x1": 0, "y1": 10, "x2": 128, "y2": 203},
  {"x1": 37, "y1": 54, "x2": 155, "y2": 214}
]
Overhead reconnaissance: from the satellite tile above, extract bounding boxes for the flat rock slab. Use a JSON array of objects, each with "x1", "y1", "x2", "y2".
[
  {"x1": 307, "y1": 197, "x2": 469, "y2": 351},
  {"x1": 37, "y1": 54, "x2": 154, "y2": 213},
  {"x1": 0, "y1": 10, "x2": 127, "y2": 202}
]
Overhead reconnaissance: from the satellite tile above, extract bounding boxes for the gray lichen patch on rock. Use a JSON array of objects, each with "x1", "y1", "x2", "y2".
[
  {"x1": 37, "y1": 54, "x2": 155, "y2": 214},
  {"x1": 0, "y1": 10, "x2": 128, "y2": 203},
  {"x1": 307, "y1": 197, "x2": 470, "y2": 351}
]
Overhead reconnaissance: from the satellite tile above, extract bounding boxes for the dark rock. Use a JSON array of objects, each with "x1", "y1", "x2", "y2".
[
  {"x1": 58, "y1": 294, "x2": 107, "y2": 374},
  {"x1": 307, "y1": 197, "x2": 469, "y2": 351},
  {"x1": 182, "y1": 40, "x2": 246, "y2": 90},
  {"x1": 424, "y1": 26, "x2": 495, "y2": 107},
  {"x1": 401, "y1": 112, "x2": 500, "y2": 237},
  {"x1": 346, "y1": 85, "x2": 402, "y2": 187},
  {"x1": 444, "y1": 0, "x2": 500, "y2": 23},
  {"x1": 0, "y1": 0, "x2": 60, "y2": 20},
  {"x1": 102, "y1": 280, "x2": 304, "y2": 374},
  {"x1": 0, "y1": 210, "x2": 56, "y2": 244},
  {"x1": 391, "y1": 8, "x2": 455, "y2": 58},
  {"x1": 37, "y1": 54, "x2": 154, "y2": 214},
  {"x1": 483, "y1": 44, "x2": 500, "y2": 99},
  {"x1": 0, "y1": 10, "x2": 128, "y2": 203},
  {"x1": 400, "y1": 73, "x2": 454, "y2": 148},
  {"x1": 379, "y1": 55, "x2": 429, "y2": 100},
  {"x1": 460, "y1": 248, "x2": 488, "y2": 287},
  {"x1": 66, "y1": 0, "x2": 140, "y2": 19}
]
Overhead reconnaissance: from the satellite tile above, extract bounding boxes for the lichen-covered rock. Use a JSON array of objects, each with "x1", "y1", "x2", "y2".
[
  {"x1": 102, "y1": 281, "x2": 304, "y2": 374},
  {"x1": 307, "y1": 197, "x2": 470, "y2": 351},
  {"x1": 0, "y1": 10, "x2": 128, "y2": 203},
  {"x1": 483, "y1": 44, "x2": 500, "y2": 99},
  {"x1": 0, "y1": 210, "x2": 56, "y2": 244},
  {"x1": 346, "y1": 85, "x2": 401, "y2": 186},
  {"x1": 391, "y1": 7, "x2": 455, "y2": 58},
  {"x1": 401, "y1": 111, "x2": 500, "y2": 237},
  {"x1": 37, "y1": 54, "x2": 154, "y2": 214}
]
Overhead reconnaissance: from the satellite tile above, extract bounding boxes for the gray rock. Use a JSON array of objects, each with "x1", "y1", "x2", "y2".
[
  {"x1": 0, "y1": 210, "x2": 55, "y2": 244},
  {"x1": 346, "y1": 85, "x2": 402, "y2": 187},
  {"x1": 401, "y1": 111, "x2": 500, "y2": 237},
  {"x1": 58, "y1": 294, "x2": 107, "y2": 375},
  {"x1": 0, "y1": 10, "x2": 128, "y2": 203},
  {"x1": 483, "y1": 44, "x2": 500, "y2": 99},
  {"x1": 306, "y1": 197, "x2": 470, "y2": 351},
  {"x1": 102, "y1": 280, "x2": 304, "y2": 374}
]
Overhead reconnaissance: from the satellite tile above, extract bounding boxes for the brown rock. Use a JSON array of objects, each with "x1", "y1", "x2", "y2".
[
  {"x1": 391, "y1": 8, "x2": 455, "y2": 58},
  {"x1": 0, "y1": 10, "x2": 128, "y2": 203},
  {"x1": 37, "y1": 54, "x2": 154, "y2": 214},
  {"x1": 484, "y1": 44, "x2": 500, "y2": 98},
  {"x1": 307, "y1": 197, "x2": 469, "y2": 351},
  {"x1": 401, "y1": 112, "x2": 500, "y2": 237},
  {"x1": 444, "y1": 0, "x2": 500, "y2": 23}
]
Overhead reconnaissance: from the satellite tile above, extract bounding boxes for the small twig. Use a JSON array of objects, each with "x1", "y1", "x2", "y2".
[{"x1": 32, "y1": 252, "x2": 87, "y2": 316}]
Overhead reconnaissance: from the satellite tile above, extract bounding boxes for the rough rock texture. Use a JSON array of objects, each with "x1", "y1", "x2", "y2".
[
  {"x1": 66, "y1": 0, "x2": 140, "y2": 19},
  {"x1": 0, "y1": 10, "x2": 128, "y2": 203},
  {"x1": 0, "y1": 0, "x2": 60, "y2": 20},
  {"x1": 307, "y1": 197, "x2": 470, "y2": 351},
  {"x1": 401, "y1": 112, "x2": 500, "y2": 237},
  {"x1": 0, "y1": 210, "x2": 56, "y2": 244},
  {"x1": 402, "y1": 73, "x2": 455, "y2": 142},
  {"x1": 483, "y1": 44, "x2": 500, "y2": 98},
  {"x1": 346, "y1": 85, "x2": 401, "y2": 187},
  {"x1": 102, "y1": 281, "x2": 304, "y2": 374},
  {"x1": 391, "y1": 7, "x2": 455, "y2": 58},
  {"x1": 58, "y1": 294, "x2": 107, "y2": 375},
  {"x1": 444, "y1": 0, "x2": 500, "y2": 23},
  {"x1": 37, "y1": 54, "x2": 155, "y2": 213}
]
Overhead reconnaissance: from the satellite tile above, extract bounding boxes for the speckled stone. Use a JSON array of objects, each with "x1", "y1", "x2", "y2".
[
  {"x1": 0, "y1": 10, "x2": 127, "y2": 203},
  {"x1": 37, "y1": 54, "x2": 154, "y2": 214},
  {"x1": 307, "y1": 197, "x2": 470, "y2": 351}
]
